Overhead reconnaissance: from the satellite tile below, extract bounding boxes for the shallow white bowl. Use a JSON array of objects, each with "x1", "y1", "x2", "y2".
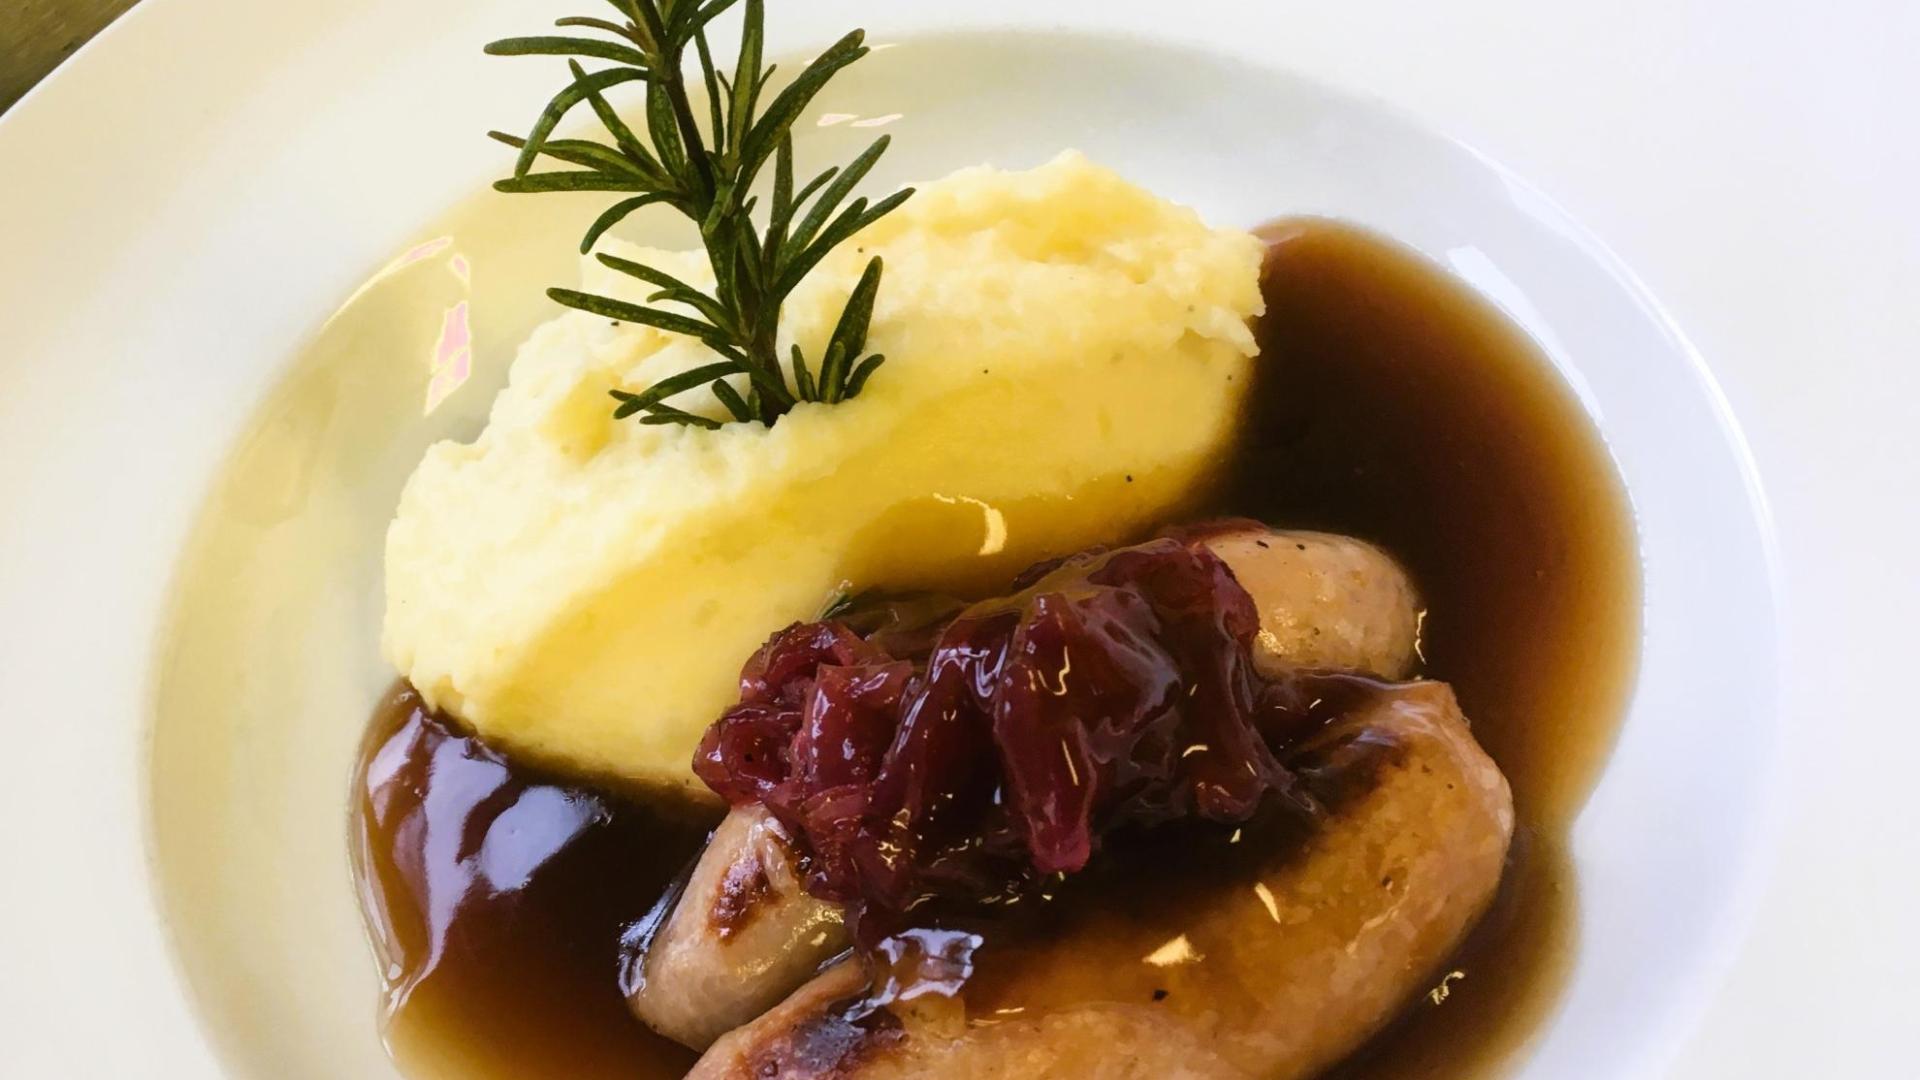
[{"x1": 0, "y1": 7, "x2": 1780, "y2": 1079}]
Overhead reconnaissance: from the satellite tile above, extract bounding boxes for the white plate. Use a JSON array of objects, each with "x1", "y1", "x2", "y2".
[{"x1": 2, "y1": 2, "x2": 1915, "y2": 1078}]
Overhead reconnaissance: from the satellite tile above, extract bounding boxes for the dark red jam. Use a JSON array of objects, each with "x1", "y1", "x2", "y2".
[{"x1": 692, "y1": 531, "x2": 1330, "y2": 939}]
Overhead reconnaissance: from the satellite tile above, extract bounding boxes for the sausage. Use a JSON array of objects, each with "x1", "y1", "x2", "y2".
[
  {"x1": 689, "y1": 681, "x2": 1513, "y2": 1079},
  {"x1": 643, "y1": 524, "x2": 1425, "y2": 1053},
  {"x1": 628, "y1": 805, "x2": 849, "y2": 1049},
  {"x1": 1200, "y1": 527, "x2": 1422, "y2": 680}
]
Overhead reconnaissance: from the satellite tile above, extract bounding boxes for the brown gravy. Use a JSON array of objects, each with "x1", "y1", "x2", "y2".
[
  {"x1": 351, "y1": 217, "x2": 1638, "y2": 1078},
  {"x1": 353, "y1": 686, "x2": 713, "y2": 1079},
  {"x1": 1236, "y1": 219, "x2": 1638, "y2": 1077}
]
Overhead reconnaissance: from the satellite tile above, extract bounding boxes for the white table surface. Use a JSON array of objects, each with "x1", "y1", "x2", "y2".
[{"x1": 1, "y1": 0, "x2": 1915, "y2": 1075}]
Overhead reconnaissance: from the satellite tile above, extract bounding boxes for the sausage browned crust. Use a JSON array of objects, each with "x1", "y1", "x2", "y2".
[{"x1": 629, "y1": 805, "x2": 849, "y2": 1048}]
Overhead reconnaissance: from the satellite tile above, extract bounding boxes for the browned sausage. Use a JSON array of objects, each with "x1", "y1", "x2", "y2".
[
  {"x1": 638, "y1": 525, "x2": 1426, "y2": 1052},
  {"x1": 1201, "y1": 527, "x2": 1422, "y2": 680},
  {"x1": 628, "y1": 805, "x2": 849, "y2": 1048},
  {"x1": 690, "y1": 681, "x2": 1512, "y2": 1079}
]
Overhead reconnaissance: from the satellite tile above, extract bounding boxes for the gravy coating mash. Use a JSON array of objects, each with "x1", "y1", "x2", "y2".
[{"x1": 383, "y1": 152, "x2": 1265, "y2": 791}]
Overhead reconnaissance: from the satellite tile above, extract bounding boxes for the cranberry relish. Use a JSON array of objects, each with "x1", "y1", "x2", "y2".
[{"x1": 692, "y1": 526, "x2": 1339, "y2": 938}]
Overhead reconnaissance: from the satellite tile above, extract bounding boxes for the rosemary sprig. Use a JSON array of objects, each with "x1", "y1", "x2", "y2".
[{"x1": 487, "y1": 0, "x2": 912, "y2": 428}]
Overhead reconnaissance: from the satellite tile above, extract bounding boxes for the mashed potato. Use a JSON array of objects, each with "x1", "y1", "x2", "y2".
[{"x1": 384, "y1": 152, "x2": 1266, "y2": 794}]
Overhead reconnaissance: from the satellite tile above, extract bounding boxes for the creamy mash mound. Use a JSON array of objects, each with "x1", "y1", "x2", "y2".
[{"x1": 384, "y1": 152, "x2": 1266, "y2": 792}]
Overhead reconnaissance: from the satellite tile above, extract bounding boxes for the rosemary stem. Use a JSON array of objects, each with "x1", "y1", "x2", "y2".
[
  {"x1": 660, "y1": 45, "x2": 716, "y2": 200},
  {"x1": 750, "y1": 327, "x2": 783, "y2": 423}
]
